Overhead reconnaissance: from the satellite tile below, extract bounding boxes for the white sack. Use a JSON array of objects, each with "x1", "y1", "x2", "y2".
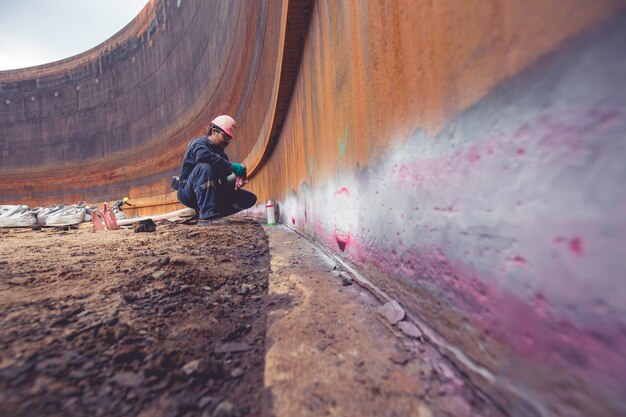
[
  {"x1": 36, "y1": 205, "x2": 66, "y2": 226},
  {"x1": 0, "y1": 205, "x2": 36, "y2": 228},
  {"x1": 46, "y1": 206, "x2": 86, "y2": 226},
  {"x1": 0, "y1": 205, "x2": 21, "y2": 215}
]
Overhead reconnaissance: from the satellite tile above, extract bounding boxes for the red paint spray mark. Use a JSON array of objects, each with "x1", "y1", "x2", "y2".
[
  {"x1": 336, "y1": 237, "x2": 348, "y2": 252},
  {"x1": 467, "y1": 148, "x2": 481, "y2": 165},
  {"x1": 554, "y1": 236, "x2": 585, "y2": 257},
  {"x1": 334, "y1": 187, "x2": 349, "y2": 197},
  {"x1": 291, "y1": 217, "x2": 296, "y2": 225},
  {"x1": 433, "y1": 205, "x2": 455, "y2": 213},
  {"x1": 569, "y1": 237, "x2": 584, "y2": 256},
  {"x1": 332, "y1": 187, "x2": 354, "y2": 252}
]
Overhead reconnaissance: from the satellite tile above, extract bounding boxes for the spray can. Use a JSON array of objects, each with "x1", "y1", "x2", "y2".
[{"x1": 266, "y1": 200, "x2": 276, "y2": 225}]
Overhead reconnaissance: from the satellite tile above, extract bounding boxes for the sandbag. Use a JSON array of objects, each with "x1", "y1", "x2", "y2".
[
  {"x1": 0, "y1": 205, "x2": 36, "y2": 228},
  {"x1": 36, "y1": 205, "x2": 66, "y2": 226},
  {"x1": 46, "y1": 206, "x2": 86, "y2": 226},
  {"x1": 0, "y1": 205, "x2": 21, "y2": 215}
]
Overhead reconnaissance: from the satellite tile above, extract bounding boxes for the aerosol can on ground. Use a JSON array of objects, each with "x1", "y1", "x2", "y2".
[{"x1": 266, "y1": 200, "x2": 276, "y2": 225}]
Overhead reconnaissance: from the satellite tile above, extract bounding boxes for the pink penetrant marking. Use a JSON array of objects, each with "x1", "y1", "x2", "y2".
[
  {"x1": 332, "y1": 187, "x2": 352, "y2": 252},
  {"x1": 569, "y1": 237, "x2": 584, "y2": 256},
  {"x1": 391, "y1": 160, "x2": 441, "y2": 185},
  {"x1": 334, "y1": 187, "x2": 348, "y2": 197},
  {"x1": 512, "y1": 256, "x2": 527, "y2": 266},
  {"x1": 390, "y1": 107, "x2": 625, "y2": 192},
  {"x1": 467, "y1": 147, "x2": 481, "y2": 165},
  {"x1": 312, "y1": 231, "x2": 626, "y2": 393}
]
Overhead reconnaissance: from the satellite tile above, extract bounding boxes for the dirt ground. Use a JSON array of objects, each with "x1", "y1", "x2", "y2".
[
  {"x1": 0, "y1": 219, "x2": 270, "y2": 417},
  {"x1": 0, "y1": 218, "x2": 505, "y2": 417}
]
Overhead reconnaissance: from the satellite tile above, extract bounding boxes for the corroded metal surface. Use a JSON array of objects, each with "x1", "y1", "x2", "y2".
[{"x1": 245, "y1": 1, "x2": 626, "y2": 416}]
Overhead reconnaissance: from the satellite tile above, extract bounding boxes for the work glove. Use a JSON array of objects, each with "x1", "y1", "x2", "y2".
[{"x1": 231, "y1": 163, "x2": 247, "y2": 178}]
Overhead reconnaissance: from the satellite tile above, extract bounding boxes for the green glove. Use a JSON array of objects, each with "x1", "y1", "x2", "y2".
[{"x1": 231, "y1": 163, "x2": 247, "y2": 177}]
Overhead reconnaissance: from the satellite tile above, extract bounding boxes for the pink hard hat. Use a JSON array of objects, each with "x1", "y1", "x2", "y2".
[{"x1": 211, "y1": 115, "x2": 238, "y2": 138}]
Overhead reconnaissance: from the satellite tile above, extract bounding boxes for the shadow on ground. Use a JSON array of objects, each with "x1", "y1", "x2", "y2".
[{"x1": 0, "y1": 218, "x2": 270, "y2": 417}]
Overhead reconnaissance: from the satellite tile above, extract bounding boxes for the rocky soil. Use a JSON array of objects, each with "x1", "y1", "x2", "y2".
[{"x1": 0, "y1": 219, "x2": 269, "y2": 417}]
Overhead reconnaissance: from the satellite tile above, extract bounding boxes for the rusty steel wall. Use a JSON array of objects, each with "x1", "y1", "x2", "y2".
[{"x1": 245, "y1": 1, "x2": 626, "y2": 416}]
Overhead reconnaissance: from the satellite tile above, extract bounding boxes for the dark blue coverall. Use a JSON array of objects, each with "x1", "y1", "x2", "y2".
[{"x1": 176, "y1": 136, "x2": 257, "y2": 220}]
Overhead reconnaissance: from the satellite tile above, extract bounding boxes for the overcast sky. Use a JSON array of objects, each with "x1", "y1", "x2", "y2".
[{"x1": 0, "y1": 0, "x2": 149, "y2": 71}]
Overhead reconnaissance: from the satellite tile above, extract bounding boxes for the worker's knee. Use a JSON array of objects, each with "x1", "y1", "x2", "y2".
[{"x1": 193, "y1": 162, "x2": 214, "y2": 178}]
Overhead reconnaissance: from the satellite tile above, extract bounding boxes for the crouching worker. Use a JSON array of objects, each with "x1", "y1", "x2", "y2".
[
  {"x1": 113, "y1": 197, "x2": 134, "y2": 212},
  {"x1": 174, "y1": 115, "x2": 257, "y2": 226}
]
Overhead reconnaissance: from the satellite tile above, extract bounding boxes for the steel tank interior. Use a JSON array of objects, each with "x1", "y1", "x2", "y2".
[{"x1": 1, "y1": 1, "x2": 626, "y2": 415}]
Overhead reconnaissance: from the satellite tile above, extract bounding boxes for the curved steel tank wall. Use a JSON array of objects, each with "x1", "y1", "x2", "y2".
[
  {"x1": 0, "y1": 0, "x2": 289, "y2": 212},
  {"x1": 248, "y1": 1, "x2": 626, "y2": 416},
  {"x1": 2, "y1": 0, "x2": 626, "y2": 415}
]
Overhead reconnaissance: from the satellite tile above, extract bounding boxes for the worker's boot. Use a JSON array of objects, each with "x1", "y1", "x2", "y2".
[
  {"x1": 182, "y1": 211, "x2": 199, "y2": 225},
  {"x1": 197, "y1": 218, "x2": 230, "y2": 226}
]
